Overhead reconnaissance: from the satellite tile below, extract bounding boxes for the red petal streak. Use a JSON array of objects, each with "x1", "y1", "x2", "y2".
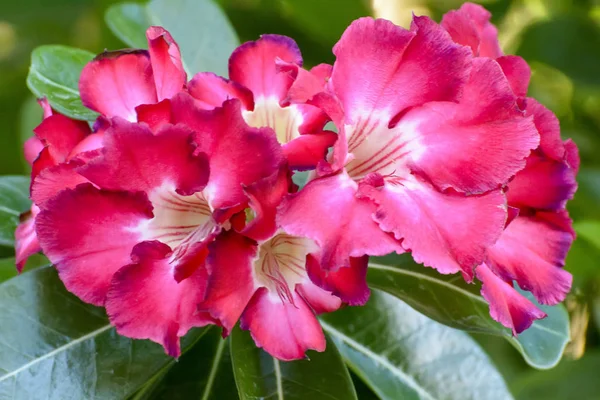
[
  {"x1": 106, "y1": 241, "x2": 212, "y2": 357},
  {"x1": 202, "y1": 231, "x2": 258, "y2": 335},
  {"x1": 240, "y1": 288, "x2": 326, "y2": 361},
  {"x1": 146, "y1": 26, "x2": 186, "y2": 101},
  {"x1": 486, "y1": 212, "x2": 573, "y2": 305},
  {"x1": 278, "y1": 172, "x2": 404, "y2": 270},
  {"x1": 361, "y1": 176, "x2": 507, "y2": 280},
  {"x1": 229, "y1": 34, "x2": 302, "y2": 102},
  {"x1": 79, "y1": 50, "x2": 157, "y2": 120},
  {"x1": 81, "y1": 118, "x2": 208, "y2": 196},
  {"x1": 35, "y1": 184, "x2": 154, "y2": 305},
  {"x1": 477, "y1": 263, "x2": 546, "y2": 335}
]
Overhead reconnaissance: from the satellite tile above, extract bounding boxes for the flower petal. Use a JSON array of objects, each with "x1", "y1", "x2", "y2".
[
  {"x1": 106, "y1": 241, "x2": 212, "y2": 357},
  {"x1": 278, "y1": 171, "x2": 404, "y2": 270},
  {"x1": 331, "y1": 16, "x2": 471, "y2": 123},
  {"x1": 31, "y1": 160, "x2": 88, "y2": 209},
  {"x1": 526, "y1": 98, "x2": 567, "y2": 162},
  {"x1": 171, "y1": 94, "x2": 284, "y2": 211},
  {"x1": 81, "y1": 118, "x2": 209, "y2": 196},
  {"x1": 496, "y1": 55, "x2": 531, "y2": 99},
  {"x1": 79, "y1": 50, "x2": 157, "y2": 121},
  {"x1": 477, "y1": 263, "x2": 546, "y2": 335},
  {"x1": 296, "y1": 278, "x2": 342, "y2": 314},
  {"x1": 240, "y1": 288, "x2": 325, "y2": 361},
  {"x1": 15, "y1": 206, "x2": 41, "y2": 272},
  {"x1": 282, "y1": 131, "x2": 337, "y2": 170},
  {"x1": 486, "y1": 212, "x2": 573, "y2": 305},
  {"x1": 361, "y1": 175, "x2": 507, "y2": 280},
  {"x1": 135, "y1": 99, "x2": 174, "y2": 132},
  {"x1": 201, "y1": 231, "x2": 258, "y2": 335},
  {"x1": 187, "y1": 72, "x2": 254, "y2": 110},
  {"x1": 403, "y1": 57, "x2": 539, "y2": 193},
  {"x1": 306, "y1": 254, "x2": 369, "y2": 306},
  {"x1": 35, "y1": 184, "x2": 154, "y2": 305},
  {"x1": 229, "y1": 34, "x2": 302, "y2": 102},
  {"x1": 24, "y1": 137, "x2": 44, "y2": 166},
  {"x1": 33, "y1": 113, "x2": 91, "y2": 162},
  {"x1": 146, "y1": 27, "x2": 186, "y2": 101}
]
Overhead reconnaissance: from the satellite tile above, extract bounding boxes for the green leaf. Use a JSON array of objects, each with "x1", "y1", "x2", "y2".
[
  {"x1": 0, "y1": 266, "x2": 207, "y2": 399},
  {"x1": 573, "y1": 221, "x2": 600, "y2": 251},
  {"x1": 105, "y1": 0, "x2": 239, "y2": 77},
  {"x1": 0, "y1": 254, "x2": 49, "y2": 284},
  {"x1": 229, "y1": 326, "x2": 357, "y2": 400},
  {"x1": 321, "y1": 290, "x2": 513, "y2": 400},
  {"x1": 0, "y1": 176, "x2": 31, "y2": 248},
  {"x1": 132, "y1": 328, "x2": 238, "y2": 400},
  {"x1": 26, "y1": 45, "x2": 98, "y2": 121},
  {"x1": 369, "y1": 255, "x2": 569, "y2": 369}
]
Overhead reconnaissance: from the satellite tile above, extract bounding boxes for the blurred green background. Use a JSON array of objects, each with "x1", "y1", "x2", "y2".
[{"x1": 1, "y1": 0, "x2": 600, "y2": 398}]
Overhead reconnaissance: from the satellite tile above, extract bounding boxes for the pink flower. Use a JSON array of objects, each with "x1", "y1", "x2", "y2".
[
  {"x1": 278, "y1": 14, "x2": 540, "y2": 306},
  {"x1": 441, "y1": 3, "x2": 579, "y2": 334},
  {"x1": 185, "y1": 35, "x2": 336, "y2": 170}
]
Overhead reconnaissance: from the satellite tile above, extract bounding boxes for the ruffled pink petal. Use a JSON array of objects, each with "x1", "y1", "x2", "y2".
[
  {"x1": 331, "y1": 16, "x2": 471, "y2": 123},
  {"x1": 201, "y1": 231, "x2": 258, "y2": 335},
  {"x1": 31, "y1": 147, "x2": 57, "y2": 183},
  {"x1": 360, "y1": 175, "x2": 507, "y2": 280},
  {"x1": 24, "y1": 137, "x2": 44, "y2": 166},
  {"x1": 283, "y1": 63, "x2": 332, "y2": 104},
  {"x1": 278, "y1": 171, "x2": 404, "y2": 271},
  {"x1": 486, "y1": 212, "x2": 573, "y2": 305},
  {"x1": 496, "y1": 55, "x2": 530, "y2": 99},
  {"x1": 146, "y1": 27, "x2": 186, "y2": 101},
  {"x1": 33, "y1": 114, "x2": 90, "y2": 162},
  {"x1": 282, "y1": 131, "x2": 337, "y2": 170},
  {"x1": 477, "y1": 263, "x2": 546, "y2": 335},
  {"x1": 187, "y1": 72, "x2": 254, "y2": 110},
  {"x1": 240, "y1": 288, "x2": 325, "y2": 361},
  {"x1": 31, "y1": 160, "x2": 88, "y2": 209},
  {"x1": 79, "y1": 50, "x2": 157, "y2": 121},
  {"x1": 442, "y1": 2, "x2": 502, "y2": 58},
  {"x1": 135, "y1": 99, "x2": 174, "y2": 132},
  {"x1": 526, "y1": 98, "x2": 567, "y2": 162},
  {"x1": 241, "y1": 166, "x2": 291, "y2": 242},
  {"x1": 171, "y1": 94, "x2": 284, "y2": 211},
  {"x1": 306, "y1": 254, "x2": 370, "y2": 306},
  {"x1": 35, "y1": 184, "x2": 154, "y2": 305},
  {"x1": 507, "y1": 154, "x2": 577, "y2": 211},
  {"x1": 106, "y1": 241, "x2": 212, "y2": 357},
  {"x1": 81, "y1": 118, "x2": 208, "y2": 196},
  {"x1": 296, "y1": 279, "x2": 342, "y2": 314},
  {"x1": 68, "y1": 132, "x2": 104, "y2": 158},
  {"x1": 15, "y1": 206, "x2": 41, "y2": 272},
  {"x1": 564, "y1": 139, "x2": 580, "y2": 173},
  {"x1": 229, "y1": 34, "x2": 302, "y2": 102},
  {"x1": 404, "y1": 57, "x2": 539, "y2": 193}
]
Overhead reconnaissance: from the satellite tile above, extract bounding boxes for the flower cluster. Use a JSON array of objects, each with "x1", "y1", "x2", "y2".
[{"x1": 16, "y1": 3, "x2": 578, "y2": 360}]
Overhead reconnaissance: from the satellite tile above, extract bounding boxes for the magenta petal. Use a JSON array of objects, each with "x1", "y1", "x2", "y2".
[
  {"x1": 496, "y1": 55, "x2": 531, "y2": 99},
  {"x1": 296, "y1": 279, "x2": 342, "y2": 314},
  {"x1": 229, "y1": 34, "x2": 302, "y2": 102},
  {"x1": 33, "y1": 114, "x2": 91, "y2": 162},
  {"x1": 35, "y1": 184, "x2": 154, "y2": 305},
  {"x1": 306, "y1": 254, "x2": 370, "y2": 306},
  {"x1": 282, "y1": 131, "x2": 337, "y2": 171},
  {"x1": 563, "y1": 139, "x2": 580, "y2": 173},
  {"x1": 362, "y1": 176, "x2": 507, "y2": 280},
  {"x1": 331, "y1": 16, "x2": 471, "y2": 122},
  {"x1": 278, "y1": 172, "x2": 404, "y2": 270},
  {"x1": 284, "y1": 63, "x2": 332, "y2": 104},
  {"x1": 507, "y1": 154, "x2": 577, "y2": 211},
  {"x1": 24, "y1": 137, "x2": 44, "y2": 166},
  {"x1": 81, "y1": 118, "x2": 209, "y2": 196},
  {"x1": 146, "y1": 27, "x2": 186, "y2": 101},
  {"x1": 405, "y1": 57, "x2": 539, "y2": 193},
  {"x1": 106, "y1": 241, "x2": 212, "y2": 357},
  {"x1": 477, "y1": 263, "x2": 546, "y2": 335},
  {"x1": 202, "y1": 231, "x2": 258, "y2": 335},
  {"x1": 240, "y1": 288, "x2": 326, "y2": 361},
  {"x1": 31, "y1": 161, "x2": 89, "y2": 209},
  {"x1": 526, "y1": 98, "x2": 567, "y2": 162},
  {"x1": 136, "y1": 99, "x2": 174, "y2": 132},
  {"x1": 171, "y1": 94, "x2": 284, "y2": 211},
  {"x1": 15, "y1": 206, "x2": 41, "y2": 272},
  {"x1": 187, "y1": 72, "x2": 254, "y2": 110},
  {"x1": 486, "y1": 212, "x2": 573, "y2": 305},
  {"x1": 79, "y1": 51, "x2": 158, "y2": 120}
]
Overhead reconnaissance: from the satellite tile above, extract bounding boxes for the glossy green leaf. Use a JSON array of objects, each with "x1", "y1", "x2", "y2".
[
  {"x1": 26, "y1": 45, "x2": 97, "y2": 121},
  {"x1": 0, "y1": 176, "x2": 31, "y2": 248},
  {"x1": 132, "y1": 328, "x2": 238, "y2": 400},
  {"x1": 105, "y1": 0, "x2": 239, "y2": 76},
  {"x1": 0, "y1": 266, "x2": 207, "y2": 399},
  {"x1": 369, "y1": 255, "x2": 569, "y2": 369},
  {"x1": 321, "y1": 290, "x2": 513, "y2": 400},
  {"x1": 0, "y1": 254, "x2": 49, "y2": 283},
  {"x1": 230, "y1": 326, "x2": 357, "y2": 400}
]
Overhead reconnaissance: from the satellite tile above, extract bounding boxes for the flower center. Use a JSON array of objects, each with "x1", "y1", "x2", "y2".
[
  {"x1": 254, "y1": 233, "x2": 318, "y2": 303},
  {"x1": 243, "y1": 96, "x2": 304, "y2": 145}
]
